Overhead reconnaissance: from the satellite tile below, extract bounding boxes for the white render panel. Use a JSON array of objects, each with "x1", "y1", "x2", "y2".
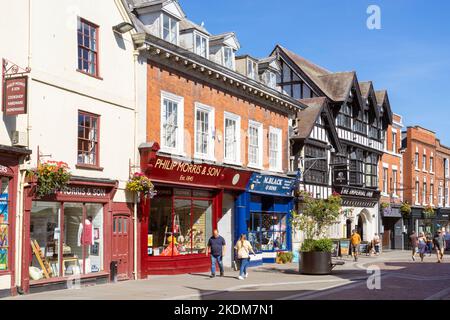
[{"x1": 0, "y1": 275, "x2": 11, "y2": 290}]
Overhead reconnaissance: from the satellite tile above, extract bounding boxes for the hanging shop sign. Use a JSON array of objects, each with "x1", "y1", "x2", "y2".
[
  {"x1": 0, "y1": 165, "x2": 13, "y2": 177},
  {"x1": 147, "y1": 156, "x2": 252, "y2": 190},
  {"x1": 246, "y1": 173, "x2": 296, "y2": 197},
  {"x1": 3, "y1": 76, "x2": 28, "y2": 116},
  {"x1": 333, "y1": 165, "x2": 348, "y2": 186}
]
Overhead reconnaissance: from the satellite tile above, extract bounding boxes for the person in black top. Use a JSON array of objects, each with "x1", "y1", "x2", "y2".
[{"x1": 207, "y1": 229, "x2": 226, "y2": 278}]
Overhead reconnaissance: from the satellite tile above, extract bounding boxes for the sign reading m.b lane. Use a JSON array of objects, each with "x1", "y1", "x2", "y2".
[{"x1": 3, "y1": 76, "x2": 28, "y2": 116}]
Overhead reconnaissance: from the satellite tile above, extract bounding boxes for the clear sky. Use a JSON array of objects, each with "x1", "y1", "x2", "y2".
[{"x1": 179, "y1": 0, "x2": 450, "y2": 145}]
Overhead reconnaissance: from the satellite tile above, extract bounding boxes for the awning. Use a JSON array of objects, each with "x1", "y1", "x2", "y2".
[{"x1": 382, "y1": 208, "x2": 402, "y2": 218}]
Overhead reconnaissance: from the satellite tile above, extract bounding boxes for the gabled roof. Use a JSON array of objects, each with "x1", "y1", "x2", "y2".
[
  {"x1": 130, "y1": 0, "x2": 186, "y2": 20},
  {"x1": 292, "y1": 97, "x2": 342, "y2": 153},
  {"x1": 375, "y1": 90, "x2": 393, "y2": 125},
  {"x1": 209, "y1": 32, "x2": 240, "y2": 50},
  {"x1": 359, "y1": 81, "x2": 379, "y2": 118},
  {"x1": 179, "y1": 19, "x2": 210, "y2": 36},
  {"x1": 274, "y1": 45, "x2": 363, "y2": 107},
  {"x1": 258, "y1": 56, "x2": 280, "y2": 74}
]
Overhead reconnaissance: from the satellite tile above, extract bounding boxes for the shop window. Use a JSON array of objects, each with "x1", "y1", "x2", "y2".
[
  {"x1": 0, "y1": 178, "x2": 9, "y2": 272},
  {"x1": 224, "y1": 112, "x2": 241, "y2": 164},
  {"x1": 77, "y1": 111, "x2": 99, "y2": 166},
  {"x1": 148, "y1": 192, "x2": 213, "y2": 257},
  {"x1": 247, "y1": 212, "x2": 287, "y2": 252},
  {"x1": 77, "y1": 18, "x2": 99, "y2": 77},
  {"x1": 30, "y1": 202, "x2": 103, "y2": 281}
]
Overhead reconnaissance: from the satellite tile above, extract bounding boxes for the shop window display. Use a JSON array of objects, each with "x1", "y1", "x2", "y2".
[
  {"x1": 247, "y1": 213, "x2": 287, "y2": 252},
  {"x1": 0, "y1": 178, "x2": 9, "y2": 271},
  {"x1": 148, "y1": 189, "x2": 213, "y2": 257},
  {"x1": 30, "y1": 201, "x2": 103, "y2": 281}
]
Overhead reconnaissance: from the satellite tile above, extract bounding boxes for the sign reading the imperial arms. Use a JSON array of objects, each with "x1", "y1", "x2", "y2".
[{"x1": 148, "y1": 156, "x2": 252, "y2": 190}]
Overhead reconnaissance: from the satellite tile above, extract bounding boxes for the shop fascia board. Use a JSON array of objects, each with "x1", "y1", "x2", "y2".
[{"x1": 132, "y1": 33, "x2": 306, "y2": 115}]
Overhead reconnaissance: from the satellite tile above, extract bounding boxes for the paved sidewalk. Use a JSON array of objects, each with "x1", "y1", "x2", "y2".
[{"x1": 4, "y1": 250, "x2": 450, "y2": 300}]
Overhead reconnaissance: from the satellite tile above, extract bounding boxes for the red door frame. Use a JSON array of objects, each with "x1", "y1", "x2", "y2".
[{"x1": 111, "y1": 202, "x2": 133, "y2": 280}]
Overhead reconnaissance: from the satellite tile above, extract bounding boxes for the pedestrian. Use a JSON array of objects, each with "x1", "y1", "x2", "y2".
[
  {"x1": 410, "y1": 231, "x2": 418, "y2": 261},
  {"x1": 372, "y1": 233, "x2": 381, "y2": 255},
  {"x1": 418, "y1": 232, "x2": 427, "y2": 262},
  {"x1": 426, "y1": 233, "x2": 433, "y2": 256},
  {"x1": 350, "y1": 230, "x2": 361, "y2": 262},
  {"x1": 234, "y1": 234, "x2": 256, "y2": 280},
  {"x1": 433, "y1": 230, "x2": 446, "y2": 263},
  {"x1": 207, "y1": 229, "x2": 226, "y2": 278}
]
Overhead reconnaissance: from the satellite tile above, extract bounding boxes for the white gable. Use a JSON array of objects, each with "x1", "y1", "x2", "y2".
[
  {"x1": 162, "y1": 1, "x2": 185, "y2": 20},
  {"x1": 223, "y1": 35, "x2": 240, "y2": 51}
]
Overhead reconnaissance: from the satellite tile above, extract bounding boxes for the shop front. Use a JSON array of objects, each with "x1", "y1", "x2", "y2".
[
  {"x1": 138, "y1": 143, "x2": 252, "y2": 276},
  {"x1": 0, "y1": 145, "x2": 31, "y2": 297},
  {"x1": 235, "y1": 173, "x2": 296, "y2": 265},
  {"x1": 436, "y1": 208, "x2": 450, "y2": 232},
  {"x1": 380, "y1": 206, "x2": 404, "y2": 250},
  {"x1": 21, "y1": 177, "x2": 119, "y2": 294}
]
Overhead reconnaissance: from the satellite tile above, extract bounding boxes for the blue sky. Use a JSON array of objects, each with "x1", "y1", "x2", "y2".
[{"x1": 179, "y1": 0, "x2": 450, "y2": 145}]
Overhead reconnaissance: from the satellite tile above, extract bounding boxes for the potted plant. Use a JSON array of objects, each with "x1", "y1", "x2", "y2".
[
  {"x1": 276, "y1": 251, "x2": 293, "y2": 264},
  {"x1": 292, "y1": 192, "x2": 342, "y2": 275},
  {"x1": 423, "y1": 205, "x2": 435, "y2": 219},
  {"x1": 27, "y1": 161, "x2": 71, "y2": 198},
  {"x1": 126, "y1": 172, "x2": 157, "y2": 200},
  {"x1": 400, "y1": 202, "x2": 411, "y2": 217},
  {"x1": 380, "y1": 202, "x2": 390, "y2": 210}
]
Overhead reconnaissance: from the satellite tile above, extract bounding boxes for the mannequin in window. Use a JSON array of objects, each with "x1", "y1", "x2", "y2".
[{"x1": 77, "y1": 216, "x2": 94, "y2": 247}]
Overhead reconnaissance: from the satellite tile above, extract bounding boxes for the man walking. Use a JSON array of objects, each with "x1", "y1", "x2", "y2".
[
  {"x1": 350, "y1": 230, "x2": 361, "y2": 262},
  {"x1": 207, "y1": 229, "x2": 226, "y2": 278},
  {"x1": 410, "y1": 231, "x2": 418, "y2": 261},
  {"x1": 433, "y1": 230, "x2": 445, "y2": 263}
]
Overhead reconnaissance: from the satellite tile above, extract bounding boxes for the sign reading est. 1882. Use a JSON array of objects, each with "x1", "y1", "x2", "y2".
[
  {"x1": 247, "y1": 173, "x2": 296, "y2": 197},
  {"x1": 3, "y1": 76, "x2": 28, "y2": 116}
]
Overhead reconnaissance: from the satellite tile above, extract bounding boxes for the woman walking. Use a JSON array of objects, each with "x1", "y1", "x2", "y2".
[
  {"x1": 234, "y1": 234, "x2": 256, "y2": 280},
  {"x1": 418, "y1": 232, "x2": 427, "y2": 262}
]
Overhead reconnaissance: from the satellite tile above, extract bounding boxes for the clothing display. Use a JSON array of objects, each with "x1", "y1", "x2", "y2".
[{"x1": 77, "y1": 219, "x2": 94, "y2": 246}]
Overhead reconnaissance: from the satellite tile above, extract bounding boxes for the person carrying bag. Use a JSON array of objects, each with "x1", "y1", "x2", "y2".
[{"x1": 234, "y1": 234, "x2": 256, "y2": 280}]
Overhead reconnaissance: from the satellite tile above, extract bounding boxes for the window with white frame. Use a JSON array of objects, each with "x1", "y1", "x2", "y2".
[
  {"x1": 445, "y1": 158, "x2": 449, "y2": 178},
  {"x1": 414, "y1": 152, "x2": 419, "y2": 170},
  {"x1": 224, "y1": 112, "x2": 241, "y2": 164},
  {"x1": 248, "y1": 121, "x2": 263, "y2": 168},
  {"x1": 415, "y1": 181, "x2": 420, "y2": 204},
  {"x1": 430, "y1": 183, "x2": 434, "y2": 205},
  {"x1": 392, "y1": 131, "x2": 397, "y2": 153},
  {"x1": 439, "y1": 184, "x2": 443, "y2": 207},
  {"x1": 392, "y1": 169, "x2": 398, "y2": 195},
  {"x1": 422, "y1": 182, "x2": 427, "y2": 205},
  {"x1": 160, "y1": 91, "x2": 184, "y2": 154},
  {"x1": 446, "y1": 183, "x2": 449, "y2": 207},
  {"x1": 223, "y1": 46, "x2": 234, "y2": 69},
  {"x1": 269, "y1": 127, "x2": 282, "y2": 171},
  {"x1": 194, "y1": 33, "x2": 208, "y2": 58},
  {"x1": 194, "y1": 103, "x2": 215, "y2": 159},
  {"x1": 382, "y1": 167, "x2": 388, "y2": 194},
  {"x1": 422, "y1": 154, "x2": 427, "y2": 171},
  {"x1": 247, "y1": 59, "x2": 257, "y2": 80},
  {"x1": 162, "y1": 14, "x2": 178, "y2": 45},
  {"x1": 430, "y1": 156, "x2": 434, "y2": 173},
  {"x1": 266, "y1": 71, "x2": 277, "y2": 89}
]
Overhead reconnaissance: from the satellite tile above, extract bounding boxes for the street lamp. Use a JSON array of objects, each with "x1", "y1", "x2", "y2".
[{"x1": 113, "y1": 22, "x2": 135, "y2": 34}]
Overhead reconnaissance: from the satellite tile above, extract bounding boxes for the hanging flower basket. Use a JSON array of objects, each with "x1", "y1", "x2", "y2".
[
  {"x1": 126, "y1": 172, "x2": 157, "y2": 199},
  {"x1": 400, "y1": 202, "x2": 411, "y2": 217},
  {"x1": 423, "y1": 205, "x2": 435, "y2": 219},
  {"x1": 27, "y1": 161, "x2": 71, "y2": 198}
]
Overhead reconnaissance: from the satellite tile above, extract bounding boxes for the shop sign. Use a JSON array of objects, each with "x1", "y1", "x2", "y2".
[
  {"x1": 333, "y1": 165, "x2": 348, "y2": 186},
  {"x1": 383, "y1": 208, "x2": 402, "y2": 218},
  {"x1": 3, "y1": 76, "x2": 28, "y2": 115},
  {"x1": 148, "y1": 156, "x2": 252, "y2": 190},
  {"x1": 246, "y1": 173, "x2": 296, "y2": 197},
  {"x1": 340, "y1": 239, "x2": 350, "y2": 256},
  {"x1": 335, "y1": 186, "x2": 380, "y2": 200},
  {"x1": 59, "y1": 186, "x2": 108, "y2": 198},
  {"x1": 0, "y1": 165, "x2": 13, "y2": 176}
]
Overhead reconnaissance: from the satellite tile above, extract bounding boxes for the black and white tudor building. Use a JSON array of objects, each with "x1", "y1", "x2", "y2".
[{"x1": 272, "y1": 45, "x2": 393, "y2": 244}]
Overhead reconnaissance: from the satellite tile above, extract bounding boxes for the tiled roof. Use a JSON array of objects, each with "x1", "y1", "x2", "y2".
[
  {"x1": 179, "y1": 19, "x2": 210, "y2": 35},
  {"x1": 293, "y1": 97, "x2": 328, "y2": 140}
]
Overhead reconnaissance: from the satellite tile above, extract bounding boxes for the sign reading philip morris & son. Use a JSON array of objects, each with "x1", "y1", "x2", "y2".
[
  {"x1": 3, "y1": 76, "x2": 28, "y2": 115},
  {"x1": 247, "y1": 173, "x2": 296, "y2": 197}
]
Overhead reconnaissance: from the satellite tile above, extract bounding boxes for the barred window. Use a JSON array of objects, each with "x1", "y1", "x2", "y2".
[
  {"x1": 349, "y1": 149, "x2": 364, "y2": 186},
  {"x1": 304, "y1": 145, "x2": 327, "y2": 185}
]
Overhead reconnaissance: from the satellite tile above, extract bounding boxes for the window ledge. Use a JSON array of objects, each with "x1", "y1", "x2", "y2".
[
  {"x1": 430, "y1": 171, "x2": 435, "y2": 175},
  {"x1": 223, "y1": 159, "x2": 243, "y2": 167},
  {"x1": 247, "y1": 164, "x2": 264, "y2": 171},
  {"x1": 422, "y1": 170, "x2": 428, "y2": 173},
  {"x1": 76, "y1": 69, "x2": 103, "y2": 80},
  {"x1": 76, "y1": 164, "x2": 104, "y2": 171},
  {"x1": 159, "y1": 148, "x2": 186, "y2": 158},
  {"x1": 193, "y1": 154, "x2": 216, "y2": 163},
  {"x1": 269, "y1": 168, "x2": 284, "y2": 174}
]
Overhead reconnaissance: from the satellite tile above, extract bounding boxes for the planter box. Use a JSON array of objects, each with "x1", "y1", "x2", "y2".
[{"x1": 299, "y1": 251, "x2": 332, "y2": 275}]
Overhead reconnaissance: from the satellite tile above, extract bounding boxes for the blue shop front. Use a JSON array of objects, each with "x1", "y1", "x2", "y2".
[{"x1": 235, "y1": 173, "x2": 296, "y2": 265}]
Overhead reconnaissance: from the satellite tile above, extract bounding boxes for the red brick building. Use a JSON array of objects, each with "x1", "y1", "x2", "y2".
[
  {"x1": 379, "y1": 113, "x2": 404, "y2": 249},
  {"x1": 401, "y1": 126, "x2": 450, "y2": 238}
]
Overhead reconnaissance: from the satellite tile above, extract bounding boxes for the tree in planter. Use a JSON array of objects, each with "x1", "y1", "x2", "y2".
[
  {"x1": 27, "y1": 161, "x2": 71, "y2": 198},
  {"x1": 292, "y1": 191, "x2": 343, "y2": 244}
]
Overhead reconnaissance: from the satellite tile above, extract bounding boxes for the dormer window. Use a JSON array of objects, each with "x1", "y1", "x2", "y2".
[
  {"x1": 194, "y1": 33, "x2": 208, "y2": 58},
  {"x1": 247, "y1": 59, "x2": 257, "y2": 79},
  {"x1": 162, "y1": 13, "x2": 178, "y2": 45},
  {"x1": 223, "y1": 46, "x2": 234, "y2": 69},
  {"x1": 267, "y1": 71, "x2": 277, "y2": 89}
]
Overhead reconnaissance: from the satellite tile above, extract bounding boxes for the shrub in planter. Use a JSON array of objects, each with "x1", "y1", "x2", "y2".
[{"x1": 301, "y1": 239, "x2": 333, "y2": 253}]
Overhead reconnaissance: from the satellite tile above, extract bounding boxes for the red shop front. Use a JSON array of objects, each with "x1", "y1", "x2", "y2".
[
  {"x1": 21, "y1": 177, "x2": 131, "y2": 294},
  {"x1": 138, "y1": 143, "x2": 252, "y2": 276},
  {"x1": 0, "y1": 145, "x2": 31, "y2": 297}
]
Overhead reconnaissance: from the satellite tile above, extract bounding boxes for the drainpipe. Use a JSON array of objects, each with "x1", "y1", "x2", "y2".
[
  {"x1": 15, "y1": 166, "x2": 27, "y2": 292},
  {"x1": 132, "y1": 49, "x2": 139, "y2": 281}
]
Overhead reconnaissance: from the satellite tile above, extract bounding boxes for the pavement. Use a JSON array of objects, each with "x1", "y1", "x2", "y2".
[{"x1": 4, "y1": 250, "x2": 450, "y2": 300}]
